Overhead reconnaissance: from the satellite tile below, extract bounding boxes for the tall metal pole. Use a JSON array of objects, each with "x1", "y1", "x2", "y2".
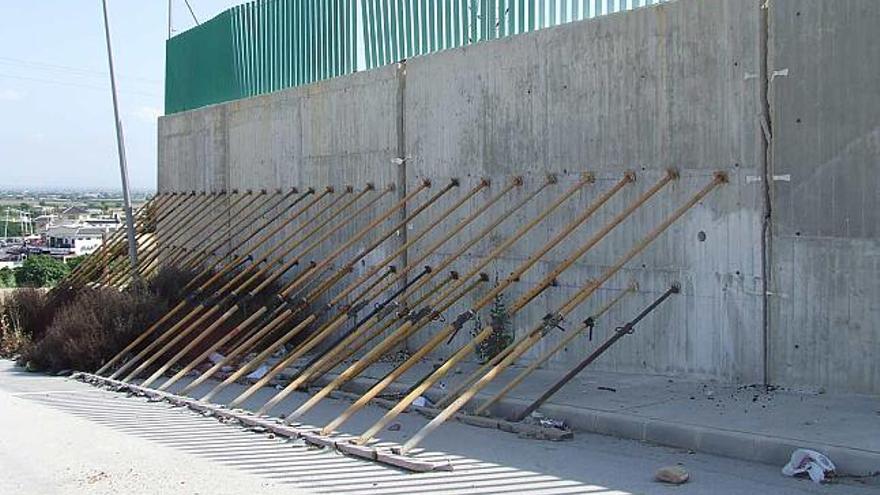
[{"x1": 101, "y1": 0, "x2": 139, "y2": 279}]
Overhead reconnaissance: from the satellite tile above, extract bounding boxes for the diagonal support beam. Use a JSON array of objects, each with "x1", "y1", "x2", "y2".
[{"x1": 394, "y1": 172, "x2": 727, "y2": 454}]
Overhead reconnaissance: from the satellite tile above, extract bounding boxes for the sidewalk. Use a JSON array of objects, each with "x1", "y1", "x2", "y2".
[{"x1": 276, "y1": 357, "x2": 880, "y2": 476}]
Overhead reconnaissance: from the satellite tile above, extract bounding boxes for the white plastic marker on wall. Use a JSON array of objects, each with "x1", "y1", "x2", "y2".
[
  {"x1": 771, "y1": 68, "x2": 790, "y2": 80},
  {"x1": 746, "y1": 175, "x2": 791, "y2": 183}
]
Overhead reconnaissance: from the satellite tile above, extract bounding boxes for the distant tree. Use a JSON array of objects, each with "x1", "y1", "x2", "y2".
[
  {"x1": 3, "y1": 222, "x2": 17, "y2": 238},
  {"x1": 14, "y1": 255, "x2": 69, "y2": 287},
  {"x1": 0, "y1": 267, "x2": 15, "y2": 288},
  {"x1": 65, "y1": 256, "x2": 86, "y2": 271}
]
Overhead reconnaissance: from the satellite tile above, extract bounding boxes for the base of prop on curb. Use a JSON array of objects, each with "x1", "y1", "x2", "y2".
[
  {"x1": 72, "y1": 372, "x2": 454, "y2": 472},
  {"x1": 329, "y1": 389, "x2": 573, "y2": 441},
  {"x1": 332, "y1": 440, "x2": 452, "y2": 472}
]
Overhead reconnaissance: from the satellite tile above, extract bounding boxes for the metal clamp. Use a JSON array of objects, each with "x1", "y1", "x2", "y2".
[
  {"x1": 376, "y1": 301, "x2": 399, "y2": 320},
  {"x1": 451, "y1": 310, "x2": 475, "y2": 330},
  {"x1": 446, "y1": 310, "x2": 476, "y2": 344},
  {"x1": 615, "y1": 324, "x2": 635, "y2": 336},
  {"x1": 541, "y1": 312, "x2": 566, "y2": 334},
  {"x1": 582, "y1": 316, "x2": 596, "y2": 341},
  {"x1": 407, "y1": 306, "x2": 432, "y2": 323}
]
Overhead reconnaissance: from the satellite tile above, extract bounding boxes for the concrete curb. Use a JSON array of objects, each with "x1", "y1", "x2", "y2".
[
  {"x1": 540, "y1": 402, "x2": 880, "y2": 477},
  {"x1": 310, "y1": 372, "x2": 880, "y2": 477}
]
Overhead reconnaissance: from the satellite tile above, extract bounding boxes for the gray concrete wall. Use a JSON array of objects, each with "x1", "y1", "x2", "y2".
[
  {"x1": 157, "y1": 66, "x2": 403, "y2": 284},
  {"x1": 402, "y1": 0, "x2": 764, "y2": 383},
  {"x1": 156, "y1": 0, "x2": 880, "y2": 393},
  {"x1": 767, "y1": 0, "x2": 880, "y2": 393},
  {"x1": 158, "y1": 65, "x2": 401, "y2": 192}
]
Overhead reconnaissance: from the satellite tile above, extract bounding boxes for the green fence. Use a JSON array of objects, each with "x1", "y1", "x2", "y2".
[
  {"x1": 165, "y1": 0, "x2": 358, "y2": 114},
  {"x1": 166, "y1": 0, "x2": 669, "y2": 114},
  {"x1": 362, "y1": 0, "x2": 670, "y2": 69}
]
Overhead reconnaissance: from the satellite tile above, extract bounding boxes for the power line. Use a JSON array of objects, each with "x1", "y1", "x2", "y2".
[
  {"x1": 183, "y1": 0, "x2": 200, "y2": 25},
  {"x1": 0, "y1": 56, "x2": 160, "y2": 85},
  {"x1": 0, "y1": 73, "x2": 161, "y2": 98}
]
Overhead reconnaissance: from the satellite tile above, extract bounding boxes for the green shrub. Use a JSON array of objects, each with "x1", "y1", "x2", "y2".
[
  {"x1": 0, "y1": 267, "x2": 15, "y2": 288},
  {"x1": 472, "y1": 292, "x2": 514, "y2": 363},
  {"x1": 65, "y1": 255, "x2": 86, "y2": 272},
  {"x1": 14, "y1": 255, "x2": 70, "y2": 287}
]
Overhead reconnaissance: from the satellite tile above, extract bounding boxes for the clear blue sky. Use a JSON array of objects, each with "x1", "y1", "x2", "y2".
[{"x1": 0, "y1": 1, "x2": 241, "y2": 191}]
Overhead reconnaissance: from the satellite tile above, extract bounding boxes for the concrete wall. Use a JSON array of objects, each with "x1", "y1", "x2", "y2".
[
  {"x1": 156, "y1": 0, "x2": 880, "y2": 393},
  {"x1": 158, "y1": 66, "x2": 403, "y2": 279},
  {"x1": 159, "y1": 65, "x2": 401, "y2": 192},
  {"x1": 767, "y1": 0, "x2": 880, "y2": 393},
  {"x1": 402, "y1": 0, "x2": 764, "y2": 383}
]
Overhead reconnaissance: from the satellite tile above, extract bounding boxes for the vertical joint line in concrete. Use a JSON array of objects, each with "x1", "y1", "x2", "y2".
[
  {"x1": 223, "y1": 105, "x2": 233, "y2": 260},
  {"x1": 396, "y1": 60, "x2": 409, "y2": 352},
  {"x1": 758, "y1": 0, "x2": 773, "y2": 389}
]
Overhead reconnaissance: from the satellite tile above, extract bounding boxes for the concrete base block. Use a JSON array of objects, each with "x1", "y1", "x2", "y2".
[
  {"x1": 376, "y1": 449, "x2": 453, "y2": 472},
  {"x1": 300, "y1": 432, "x2": 357, "y2": 449},
  {"x1": 336, "y1": 441, "x2": 378, "y2": 460}
]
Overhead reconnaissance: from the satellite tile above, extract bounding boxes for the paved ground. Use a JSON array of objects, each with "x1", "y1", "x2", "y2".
[
  {"x1": 280, "y1": 355, "x2": 880, "y2": 454},
  {"x1": 2, "y1": 361, "x2": 878, "y2": 494},
  {"x1": 297, "y1": 358, "x2": 880, "y2": 474}
]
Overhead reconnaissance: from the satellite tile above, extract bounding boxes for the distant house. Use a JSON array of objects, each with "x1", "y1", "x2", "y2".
[
  {"x1": 59, "y1": 206, "x2": 90, "y2": 222},
  {"x1": 44, "y1": 224, "x2": 117, "y2": 256},
  {"x1": 82, "y1": 217, "x2": 120, "y2": 228},
  {"x1": 33, "y1": 214, "x2": 57, "y2": 232}
]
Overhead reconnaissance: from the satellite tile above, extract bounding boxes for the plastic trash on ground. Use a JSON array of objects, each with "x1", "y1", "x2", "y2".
[
  {"x1": 782, "y1": 449, "x2": 836, "y2": 483},
  {"x1": 246, "y1": 365, "x2": 269, "y2": 380},
  {"x1": 525, "y1": 411, "x2": 568, "y2": 430}
]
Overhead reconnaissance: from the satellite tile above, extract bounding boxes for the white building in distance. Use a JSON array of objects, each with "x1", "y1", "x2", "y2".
[{"x1": 44, "y1": 224, "x2": 118, "y2": 257}]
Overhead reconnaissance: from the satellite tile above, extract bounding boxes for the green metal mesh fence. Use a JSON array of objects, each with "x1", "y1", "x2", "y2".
[
  {"x1": 166, "y1": 0, "x2": 668, "y2": 114},
  {"x1": 362, "y1": 0, "x2": 670, "y2": 68},
  {"x1": 165, "y1": 0, "x2": 358, "y2": 114}
]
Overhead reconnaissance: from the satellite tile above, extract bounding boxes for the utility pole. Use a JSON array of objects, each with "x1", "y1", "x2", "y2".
[
  {"x1": 101, "y1": 0, "x2": 139, "y2": 280},
  {"x1": 168, "y1": 0, "x2": 173, "y2": 39}
]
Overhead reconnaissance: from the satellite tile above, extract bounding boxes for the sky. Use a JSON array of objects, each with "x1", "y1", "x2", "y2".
[{"x1": 0, "y1": 1, "x2": 241, "y2": 192}]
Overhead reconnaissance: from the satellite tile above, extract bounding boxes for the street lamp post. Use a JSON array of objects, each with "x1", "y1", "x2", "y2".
[{"x1": 100, "y1": 0, "x2": 139, "y2": 281}]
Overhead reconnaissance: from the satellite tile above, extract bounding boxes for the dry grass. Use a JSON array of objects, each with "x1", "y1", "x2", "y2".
[
  {"x1": 22, "y1": 287, "x2": 168, "y2": 371},
  {"x1": 0, "y1": 318, "x2": 30, "y2": 358},
  {"x1": 0, "y1": 263, "x2": 315, "y2": 374},
  {"x1": 0, "y1": 289, "x2": 52, "y2": 360},
  {"x1": 0, "y1": 266, "x2": 200, "y2": 372},
  {"x1": 149, "y1": 265, "x2": 199, "y2": 304}
]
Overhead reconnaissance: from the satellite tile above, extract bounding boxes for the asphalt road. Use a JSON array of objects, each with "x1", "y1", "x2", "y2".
[{"x1": 0, "y1": 360, "x2": 876, "y2": 494}]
